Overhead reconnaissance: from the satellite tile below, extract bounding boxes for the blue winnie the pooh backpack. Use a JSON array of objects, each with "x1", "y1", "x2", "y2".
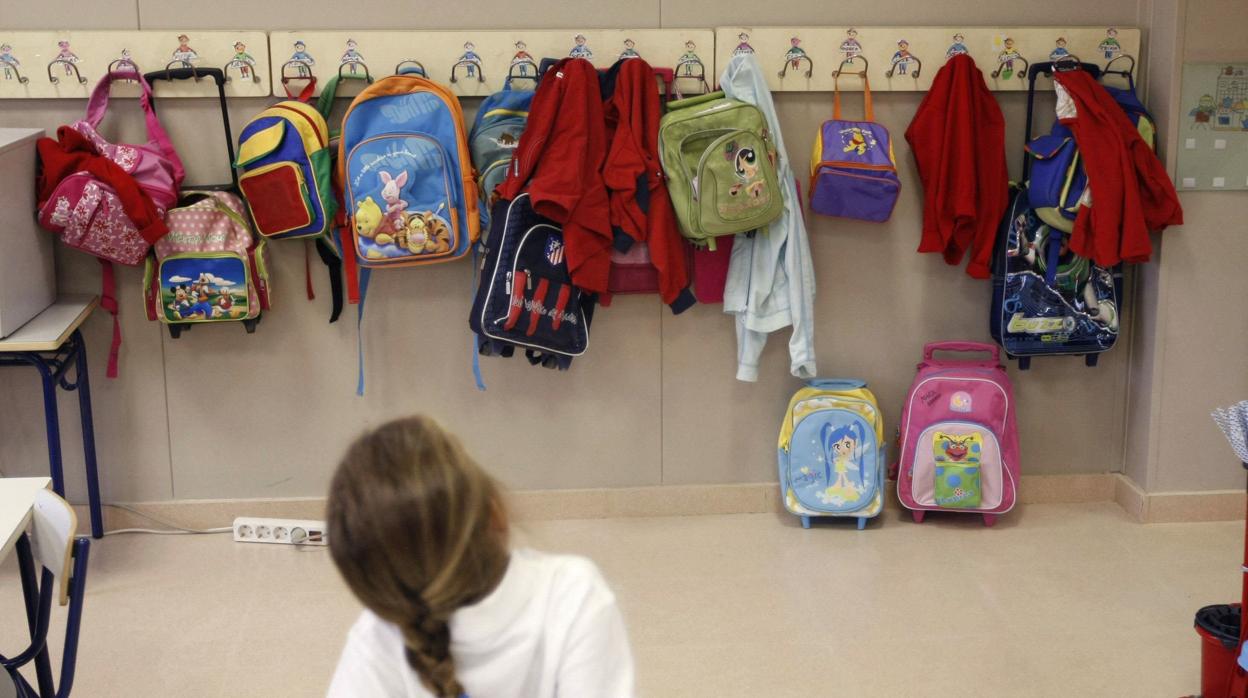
[
  {"x1": 469, "y1": 83, "x2": 533, "y2": 230},
  {"x1": 777, "y1": 379, "x2": 887, "y2": 530},
  {"x1": 336, "y1": 74, "x2": 480, "y2": 393}
]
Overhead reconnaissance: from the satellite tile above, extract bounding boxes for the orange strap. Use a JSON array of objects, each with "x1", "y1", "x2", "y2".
[{"x1": 832, "y1": 73, "x2": 874, "y2": 122}]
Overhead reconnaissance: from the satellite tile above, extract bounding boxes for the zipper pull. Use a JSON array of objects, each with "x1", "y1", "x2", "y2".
[
  {"x1": 526, "y1": 270, "x2": 533, "y2": 291},
  {"x1": 691, "y1": 176, "x2": 699, "y2": 201},
  {"x1": 505, "y1": 271, "x2": 512, "y2": 295}
]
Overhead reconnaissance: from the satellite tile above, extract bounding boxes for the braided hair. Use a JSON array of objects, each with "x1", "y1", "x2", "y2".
[{"x1": 328, "y1": 416, "x2": 510, "y2": 697}]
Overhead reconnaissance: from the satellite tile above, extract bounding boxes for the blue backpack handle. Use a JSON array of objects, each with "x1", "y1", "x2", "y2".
[{"x1": 808, "y1": 378, "x2": 866, "y2": 391}]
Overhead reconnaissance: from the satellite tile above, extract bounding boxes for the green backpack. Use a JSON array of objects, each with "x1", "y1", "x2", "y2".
[{"x1": 658, "y1": 91, "x2": 783, "y2": 249}]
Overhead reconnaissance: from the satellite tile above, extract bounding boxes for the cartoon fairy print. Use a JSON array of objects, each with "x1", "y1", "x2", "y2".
[
  {"x1": 1050, "y1": 37, "x2": 1070, "y2": 62},
  {"x1": 0, "y1": 43, "x2": 21, "y2": 81},
  {"x1": 1099, "y1": 27, "x2": 1122, "y2": 60},
  {"x1": 819, "y1": 421, "x2": 867, "y2": 504},
  {"x1": 341, "y1": 39, "x2": 363, "y2": 74},
  {"x1": 733, "y1": 32, "x2": 754, "y2": 56},
  {"x1": 458, "y1": 42, "x2": 481, "y2": 77},
  {"x1": 678, "y1": 40, "x2": 702, "y2": 76},
  {"x1": 891, "y1": 39, "x2": 915, "y2": 75},
  {"x1": 618, "y1": 38, "x2": 640, "y2": 61},
  {"x1": 840, "y1": 28, "x2": 862, "y2": 62},
  {"x1": 946, "y1": 33, "x2": 969, "y2": 60},
  {"x1": 511, "y1": 41, "x2": 535, "y2": 76},
  {"x1": 54, "y1": 40, "x2": 79, "y2": 75},
  {"x1": 171, "y1": 34, "x2": 198, "y2": 68},
  {"x1": 228, "y1": 41, "x2": 256, "y2": 80},
  {"x1": 569, "y1": 34, "x2": 593, "y2": 60}
]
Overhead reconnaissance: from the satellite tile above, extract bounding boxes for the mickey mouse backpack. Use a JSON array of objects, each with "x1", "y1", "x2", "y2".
[
  {"x1": 777, "y1": 379, "x2": 887, "y2": 530},
  {"x1": 892, "y1": 342, "x2": 1020, "y2": 527}
]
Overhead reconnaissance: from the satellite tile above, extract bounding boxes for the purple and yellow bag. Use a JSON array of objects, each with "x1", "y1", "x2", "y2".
[{"x1": 809, "y1": 76, "x2": 900, "y2": 222}]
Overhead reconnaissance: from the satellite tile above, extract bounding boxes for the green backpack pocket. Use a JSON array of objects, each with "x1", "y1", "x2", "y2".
[{"x1": 693, "y1": 129, "x2": 782, "y2": 239}]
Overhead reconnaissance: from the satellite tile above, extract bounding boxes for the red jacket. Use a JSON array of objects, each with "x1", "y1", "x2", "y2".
[
  {"x1": 500, "y1": 58, "x2": 613, "y2": 294},
  {"x1": 601, "y1": 58, "x2": 694, "y2": 311},
  {"x1": 1053, "y1": 70, "x2": 1182, "y2": 266},
  {"x1": 905, "y1": 54, "x2": 1008, "y2": 279},
  {"x1": 36, "y1": 125, "x2": 169, "y2": 245}
]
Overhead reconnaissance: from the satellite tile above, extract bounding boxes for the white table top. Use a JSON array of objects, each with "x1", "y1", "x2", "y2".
[
  {"x1": 0, "y1": 477, "x2": 51, "y2": 565},
  {"x1": 0, "y1": 295, "x2": 98, "y2": 352}
]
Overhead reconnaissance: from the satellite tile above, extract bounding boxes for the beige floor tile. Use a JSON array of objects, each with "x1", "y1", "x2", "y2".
[{"x1": 0, "y1": 502, "x2": 1238, "y2": 696}]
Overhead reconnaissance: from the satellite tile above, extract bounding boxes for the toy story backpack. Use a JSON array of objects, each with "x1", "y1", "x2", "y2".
[
  {"x1": 658, "y1": 91, "x2": 783, "y2": 249},
  {"x1": 893, "y1": 342, "x2": 1020, "y2": 527},
  {"x1": 808, "y1": 75, "x2": 901, "y2": 222},
  {"x1": 777, "y1": 379, "x2": 887, "y2": 530},
  {"x1": 143, "y1": 191, "x2": 270, "y2": 338}
]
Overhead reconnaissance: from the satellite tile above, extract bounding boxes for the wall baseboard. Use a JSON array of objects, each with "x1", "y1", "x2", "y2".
[
  {"x1": 80, "y1": 473, "x2": 1124, "y2": 532},
  {"x1": 1113, "y1": 473, "x2": 1245, "y2": 523}
]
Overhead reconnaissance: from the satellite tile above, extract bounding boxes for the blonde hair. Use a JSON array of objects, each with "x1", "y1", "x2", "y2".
[{"x1": 327, "y1": 416, "x2": 510, "y2": 698}]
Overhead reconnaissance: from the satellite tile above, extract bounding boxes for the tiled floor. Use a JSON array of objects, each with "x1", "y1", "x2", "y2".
[{"x1": 0, "y1": 502, "x2": 1239, "y2": 697}]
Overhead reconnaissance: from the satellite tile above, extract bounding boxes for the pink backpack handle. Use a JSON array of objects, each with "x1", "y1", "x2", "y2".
[
  {"x1": 922, "y1": 341, "x2": 1001, "y2": 365},
  {"x1": 84, "y1": 71, "x2": 186, "y2": 184}
]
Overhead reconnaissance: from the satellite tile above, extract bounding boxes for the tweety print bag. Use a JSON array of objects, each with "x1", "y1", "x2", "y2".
[
  {"x1": 809, "y1": 75, "x2": 900, "y2": 222},
  {"x1": 777, "y1": 379, "x2": 886, "y2": 530}
]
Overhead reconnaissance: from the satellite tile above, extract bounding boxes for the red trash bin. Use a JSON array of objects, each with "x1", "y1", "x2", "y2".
[{"x1": 1196, "y1": 604, "x2": 1242, "y2": 698}]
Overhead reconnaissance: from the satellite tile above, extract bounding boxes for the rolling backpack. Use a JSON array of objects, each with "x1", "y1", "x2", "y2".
[
  {"x1": 337, "y1": 73, "x2": 479, "y2": 393},
  {"x1": 893, "y1": 342, "x2": 1020, "y2": 527},
  {"x1": 469, "y1": 84, "x2": 533, "y2": 231},
  {"x1": 658, "y1": 91, "x2": 783, "y2": 250},
  {"x1": 144, "y1": 191, "x2": 269, "y2": 336},
  {"x1": 777, "y1": 379, "x2": 887, "y2": 531},
  {"x1": 991, "y1": 61, "x2": 1123, "y2": 369},
  {"x1": 808, "y1": 75, "x2": 901, "y2": 222}
]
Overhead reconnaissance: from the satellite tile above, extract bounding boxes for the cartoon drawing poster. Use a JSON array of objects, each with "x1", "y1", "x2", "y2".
[{"x1": 1177, "y1": 62, "x2": 1248, "y2": 191}]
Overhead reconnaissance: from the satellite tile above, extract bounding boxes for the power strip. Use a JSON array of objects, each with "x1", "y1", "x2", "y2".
[{"x1": 232, "y1": 517, "x2": 328, "y2": 546}]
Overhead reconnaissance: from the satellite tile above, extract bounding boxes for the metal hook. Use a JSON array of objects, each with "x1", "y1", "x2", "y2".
[
  {"x1": 47, "y1": 58, "x2": 87, "y2": 85},
  {"x1": 674, "y1": 56, "x2": 711, "y2": 95},
  {"x1": 1103, "y1": 53, "x2": 1136, "y2": 77},
  {"x1": 450, "y1": 58, "x2": 485, "y2": 84},
  {"x1": 831, "y1": 56, "x2": 868, "y2": 79},
  {"x1": 1052, "y1": 53, "x2": 1084, "y2": 71},
  {"x1": 778, "y1": 53, "x2": 813, "y2": 80},
  {"x1": 223, "y1": 58, "x2": 260, "y2": 84},
  {"x1": 282, "y1": 59, "x2": 313, "y2": 80},
  {"x1": 4, "y1": 64, "x2": 30, "y2": 84},
  {"x1": 506, "y1": 60, "x2": 538, "y2": 88},
  {"x1": 107, "y1": 58, "x2": 142, "y2": 81},
  {"x1": 338, "y1": 60, "x2": 371, "y2": 81},
  {"x1": 885, "y1": 52, "x2": 921, "y2": 79},
  {"x1": 395, "y1": 60, "x2": 427, "y2": 77},
  {"x1": 990, "y1": 54, "x2": 1028, "y2": 81},
  {"x1": 165, "y1": 60, "x2": 201, "y2": 81}
]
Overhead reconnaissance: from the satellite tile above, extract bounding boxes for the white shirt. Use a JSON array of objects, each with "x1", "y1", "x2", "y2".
[{"x1": 327, "y1": 548, "x2": 635, "y2": 698}]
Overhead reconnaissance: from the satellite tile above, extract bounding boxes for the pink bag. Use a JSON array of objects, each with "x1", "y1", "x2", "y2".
[
  {"x1": 893, "y1": 341, "x2": 1020, "y2": 526},
  {"x1": 38, "y1": 71, "x2": 184, "y2": 265}
]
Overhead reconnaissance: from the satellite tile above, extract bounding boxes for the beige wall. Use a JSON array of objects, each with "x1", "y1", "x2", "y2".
[{"x1": 0, "y1": 1, "x2": 1162, "y2": 504}]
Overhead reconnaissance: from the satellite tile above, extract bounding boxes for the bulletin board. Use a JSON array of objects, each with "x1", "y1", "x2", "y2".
[
  {"x1": 268, "y1": 29, "x2": 716, "y2": 99},
  {"x1": 713, "y1": 26, "x2": 1140, "y2": 92},
  {"x1": 0, "y1": 31, "x2": 272, "y2": 98},
  {"x1": 1176, "y1": 62, "x2": 1248, "y2": 191}
]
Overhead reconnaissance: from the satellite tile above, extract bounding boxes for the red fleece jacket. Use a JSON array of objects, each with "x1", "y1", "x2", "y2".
[
  {"x1": 1052, "y1": 70, "x2": 1182, "y2": 266},
  {"x1": 602, "y1": 58, "x2": 692, "y2": 309},
  {"x1": 905, "y1": 54, "x2": 1008, "y2": 279},
  {"x1": 500, "y1": 58, "x2": 613, "y2": 294},
  {"x1": 36, "y1": 125, "x2": 169, "y2": 244}
]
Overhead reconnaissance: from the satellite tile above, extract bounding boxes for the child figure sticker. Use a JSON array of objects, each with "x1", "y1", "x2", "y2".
[
  {"x1": 569, "y1": 34, "x2": 593, "y2": 60},
  {"x1": 53, "y1": 40, "x2": 80, "y2": 74},
  {"x1": 171, "y1": 34, "x2": 198, "y2": 68},
  {"x1": 946, "y1": 33, "x2": 969, "y2": 60},
  {"x1": 891, "y1": 39, "x2": 915, "y2": 75},
  {"x1": 1099, "y1": 27, "x2": 1122, "y2": 60},
  {"x1": 0, "y1": 43, "x2": 26, "y2": 83},
  {"x1": 228, "y1": 41, "x2": 257, "y2": 82},
  {"x1": 678, "y1": 40, "x2": 702, "y2": 75},
  {"x1": 1050, "y1": 37, "x2": 1070, "y2": 62},
  {"x1": 733, "y1": 32, "x2": 754, "y2": 56},
  {"x1": 511, "y1": 41, "x2": 535, "y2": 76},
  {"x1": 618, "y1": 38, "x2": 640, "y2": 61},
  {"x1": 341, "y1": 39, "x2": 364, "y2": 75},
  {"x1": 840, "y1": 28, "x2": 862, "y2": 62},
  {"x1": 289, "y1": 40, "x2": 315, "y2": 76}
]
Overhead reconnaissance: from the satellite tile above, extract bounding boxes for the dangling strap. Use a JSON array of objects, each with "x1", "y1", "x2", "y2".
[
  {"x1": 354, "y1": 267, "x2": 372, "y2": 396},
  {"x1": 340, "y1": 219, "x2": 361, "y2": 305},
  {"x1": 283, "y1": 75, "x2": 317, "y2": 102},
  {"x1": 469, "y1": 246, "x2": 486, "y2": 391},
  {"x1": 247, "y1": 246, "x2": 271, "y2": 311},
  {"x1": 98, "y1": 259, "x2": 121, "y2": 378},
  {"x1": 1044, "y1": 231, "x2": 1063, "y2": 288},
  {"x1": 832, "y1": 73, "x2": 874, "y2": 122},
  {"x1": 313, "y1": 238, "x2": 344, "y2": 323},
  {"x1": 304, "y1": 241, "x2": 315, "y2": 301},
  {"x1": 84, "y1": 71, "x2": 186, "y2": 186}
]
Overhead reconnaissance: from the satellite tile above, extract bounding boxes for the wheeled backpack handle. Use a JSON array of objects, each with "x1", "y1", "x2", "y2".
[
  {"x1": 922, "y1": 341, "x2": 1001, "y2": 365},
  {"x1": 808, "y1": 378, "x2": 866, "y2": 391},
  {"x1": 144, "y1": 67, "x2": 237, "y2": 192}
]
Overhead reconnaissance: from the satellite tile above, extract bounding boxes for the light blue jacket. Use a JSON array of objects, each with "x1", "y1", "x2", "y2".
[{"x1": 719, "y1": 54, "x2": 817, "y2": 382}]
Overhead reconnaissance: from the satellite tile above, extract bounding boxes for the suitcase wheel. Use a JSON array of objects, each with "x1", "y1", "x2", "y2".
[
  {"x1": 168, "y1": 324, "x2": 185, "y2": 339},
  {"x1": 800, "y1": 516, "x2": 812, "y2": 530},
  {"x1": 857, "y1": 517, "x2": 867, "y2": 531},
  {"x1": 911, "y1": 510, "x2": 926, "y2": 524},
  {"x1": 243, "y1": 317, "x2": 260, "y2": 334},
  {"x1": 983, "y1": 514, "x2": 998, "y2": 527}
]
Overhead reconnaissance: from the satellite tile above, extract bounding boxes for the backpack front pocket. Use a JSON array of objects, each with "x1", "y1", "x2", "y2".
[
  {"x1": 239, "y1": 162, "x2": 314, "y2": 237},
  {"x1": 810, "y1": 165, "x2": 900, "y2": 222},
  {"x1": 909, "y1": 422, "x2": 1004, "y2": 510},
  {"x1": 785, "y1": 406, "x2": 881, "y2": 514},
  {"x1": 483, "y1": 221, "x2": 588, "y2": 357},
  {"x1": 155, "y1": 253, "x2": 253, "y2": 324},
  {"x1": 346, "y1": 133, "x2": 460, "y2": 266},
  {"x1": 693, "y1": 129, "x2": 782, "y2": 237}
]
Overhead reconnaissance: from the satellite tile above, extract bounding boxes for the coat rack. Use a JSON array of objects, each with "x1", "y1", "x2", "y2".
[
  {"x1": 714, "y1": 26, "x2": 1140, "y2": 92},
  {"x1": 0, "y1": 30, "x2": 271, "y2": 98},
  {"x1": 267, "y1": 29, "x2": 715, "y2": 99}
]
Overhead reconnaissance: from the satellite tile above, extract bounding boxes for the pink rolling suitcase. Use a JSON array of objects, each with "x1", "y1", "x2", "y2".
[{"x1": 893, "y1": 341, "x2": 1020, "y2": 526}]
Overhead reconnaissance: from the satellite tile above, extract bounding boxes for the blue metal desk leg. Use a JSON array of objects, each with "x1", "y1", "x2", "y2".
[
  {"x1": 16, "y1": 535, "x2": 55, "y2": 696},
  {"x1": 36, "y1": 361, "x2": 65, "y2": 501},
  {"x1": 70, "y1": 330, "x2": 104, "y2": 539}
]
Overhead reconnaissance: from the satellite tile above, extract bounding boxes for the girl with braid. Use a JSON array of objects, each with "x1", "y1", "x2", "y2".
[{"x1": 326, "y1": 416, "x2": 635, "y2": 698}]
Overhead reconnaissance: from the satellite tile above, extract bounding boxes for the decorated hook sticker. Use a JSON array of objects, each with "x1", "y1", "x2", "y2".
[
  {"x1": 991, "y1": 36, "x2": 1025, "y2": 80},
  {"x1": 778, "y1": 36, "x2": 812, "y2": 79},
  {"x1": 678, "y1": 40, "x2": 703, "y2": 75},
  {"x1": 733, "y1": 32, "x2": 754, "y2": 56},
  {"x1": 887, "y1": 38, "x2": 920, "y2": 78},
  {"x1": 619, "y1": 38, "x2": 640, "y2": 61},
  {"x1": 1049, "y1": 37, "x2": 1070, "y2": 62},
  {"x1": 458, "y1": 42, "x2": 482, "y2": 77},
  {"x1": 1099, "y1": 27, "x2": 1122, "y2": 60},
  {"x1": 341, "y1": 38, "x2": 364, "y2": 75},
  {"x1": 54, "y1": 40, "x2": 80, "y2": 75},
  {"x1": 171, "y1": 34, "x2": 199, "y2": 68},
  {"x1": 227, "y1": 41, "x2": 258, "y2": 82},
  {"x1": 946, "y1": 33, "x2": 969, "y2": 60},
  {"x1": 511, "y1": 40, "x2": 536, "y2": 77},
  {"x1": 0, "y1": 43, "x2": 28, "y2": 83},
  {"x1": 840, "y1": 28, "x2": 862, "y2": 62},
  {"x1": 569, "y1": 34, "x2": 593, "y2": 60},
  {"x1": 289, "y1": 40, "x2": 315, "y2": 76}
]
